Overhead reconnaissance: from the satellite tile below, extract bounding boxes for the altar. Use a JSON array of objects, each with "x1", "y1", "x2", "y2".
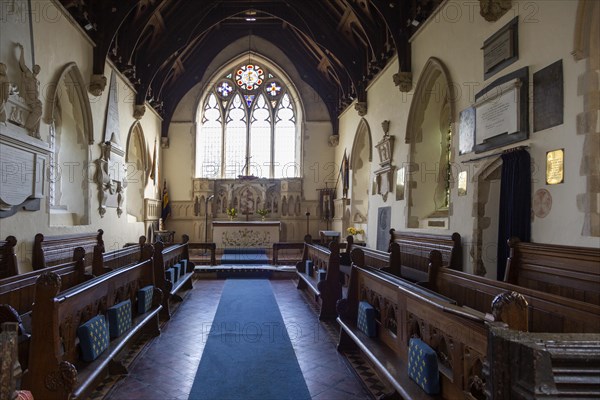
[{"x1": 212, "y1": 221, "x2": 281, "y2": 248}]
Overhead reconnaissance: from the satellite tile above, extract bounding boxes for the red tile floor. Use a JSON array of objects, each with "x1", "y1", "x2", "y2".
[{"x1": 101, "y1": 278, "x2": 377, "y2": 400}]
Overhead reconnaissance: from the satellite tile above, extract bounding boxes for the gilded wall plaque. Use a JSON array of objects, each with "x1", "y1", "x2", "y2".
[{"x1": 546, "y1": 149, "x2": 564, "y2": 185}]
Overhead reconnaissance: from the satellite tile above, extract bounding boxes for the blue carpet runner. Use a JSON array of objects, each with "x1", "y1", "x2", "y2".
[
  {"x1": 220, "y1": 248, "x2": 269, "y2": 265},
  {"x1": 188, "y1": 279, "x2": 311, "y2": 400}
]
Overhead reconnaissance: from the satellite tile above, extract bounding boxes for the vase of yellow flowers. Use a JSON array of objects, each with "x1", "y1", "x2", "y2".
[
  {"x1": 256, "y1": 209, "x2": 270, "y2": 221},
  {"x1": 346, "y1": 226, "x2": 365, "y2": 241},
  {"x1": 226, "y1": 207, "x2": 237, "y2": 220}
]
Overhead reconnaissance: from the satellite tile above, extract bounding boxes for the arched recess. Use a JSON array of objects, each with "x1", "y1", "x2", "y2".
[
  {"x1": 349, "y1": 118, "x2": 373, "y2": 228},
  {"x1": 471, "y1": 157, "x2": 503, "y2": 277},
  {"x1": 573, "y1": 0, "x2": 600, "y2": 237},
  {"x1": 47, "y1": 62, "x2": 93, "y2": 226},
  {"x1": 405, "y1": 57, "x2": 456, "y2": 229},
  {"x1": 125, "y1": 122, "x2": 148, "y2": 222}
]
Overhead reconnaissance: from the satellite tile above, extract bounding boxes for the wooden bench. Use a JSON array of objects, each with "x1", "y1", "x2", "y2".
[
  {"x1": 430, "y1": 266, "x2": 600, "y2": 333},
  {"x1": 22, "y1": 258, "x2": 163, "y2": 400},
  {"x1": 32, "y1": 230, "x2": 104, "y2": 270},
  {"x1": 0, "y1": 236, "x2": 18, "y2": 279},
  {"x1": 505, "y1": 237, "x2": 600, "y2": 305},
  {"x1": 295, "y1": 240, "x2": 342, "y2": 320},
  {"x1": 91, "y1": 236, "x2": 149, "y2": 276},
  {"x1": 336, "y1": 263, "x2": 600, "y2": 398},
  {"x1": 153, "y1": 235, "x2": 195, "y2": 321},
  {"x1": 389, "y1": 230, "x2": 462, "y2": 271},
  {"x1": 350, "y1": 242, "x2": 441, "y2": 285},
  {"x1": 336, "y1": 263, "x2": 488, "y2": 399},
  {"x1": 0, "y1": 248, "x2": 93, "y2": 370}
]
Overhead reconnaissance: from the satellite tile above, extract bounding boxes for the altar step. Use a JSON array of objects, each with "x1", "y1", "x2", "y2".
[
  {"x1": 194, "y1": 264, "x2": 296, "y2": 280},
  {"x1": 220, "y1": 248, "x2": 269, "y2": 265}
]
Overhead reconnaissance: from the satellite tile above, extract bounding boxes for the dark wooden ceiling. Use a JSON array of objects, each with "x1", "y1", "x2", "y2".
[{"x1": 59, "y1": 0, "x2": 442, "y2": 137}]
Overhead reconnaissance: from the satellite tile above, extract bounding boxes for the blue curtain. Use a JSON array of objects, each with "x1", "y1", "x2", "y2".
[{"x1": 497, "y1": 149, "x2": 531, "y2": 280}]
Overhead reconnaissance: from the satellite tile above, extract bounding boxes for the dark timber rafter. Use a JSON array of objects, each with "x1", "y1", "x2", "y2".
[{"x1": 58, "y1": 0, "x2": 439, "y2": 138}]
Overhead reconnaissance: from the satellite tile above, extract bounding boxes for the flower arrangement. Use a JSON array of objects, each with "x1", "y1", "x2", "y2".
[
  {"x1": 256, "y1": 208, "x2": 270, "y2": 220},
  {"x1": 226, "y1": 207, "x2": 237, "y2": 219},
  {"x1": 347, "y1": 227, "x2": 364, "y2": 236}
]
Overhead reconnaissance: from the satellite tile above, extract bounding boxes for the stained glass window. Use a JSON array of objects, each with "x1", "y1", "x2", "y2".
[
  {"x1": 236, "y1": 64, "x2": 264, "y2": 91},
  {"x1": 196, "y1": 63, "x2": 299, "y2": 179}
]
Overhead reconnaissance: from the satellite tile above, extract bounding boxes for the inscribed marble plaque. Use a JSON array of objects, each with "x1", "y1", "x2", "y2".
[
  {"x1": 475, "y1": 79, "x2": 520, "y2": 144},
  {"x1": 376, "y1": 207, "x2": 391, "y2": 251}
]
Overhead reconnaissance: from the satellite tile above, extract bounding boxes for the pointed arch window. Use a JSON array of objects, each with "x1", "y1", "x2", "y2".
[{"x1": 196, "y1": 63, "x2": 299, "y2": 179}]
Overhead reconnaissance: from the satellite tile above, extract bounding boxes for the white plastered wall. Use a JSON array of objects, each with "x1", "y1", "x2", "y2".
[
  {"x1": 0, "y1": 0, "x2": 162, "y2": 269},
  {"x1": 336, "y1": 0, "x2": 599, "y2": 273}
]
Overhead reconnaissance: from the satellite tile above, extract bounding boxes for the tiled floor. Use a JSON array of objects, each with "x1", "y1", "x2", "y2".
[{"x1": 103, "y1": 277, "x2": 375, "y2": 400}]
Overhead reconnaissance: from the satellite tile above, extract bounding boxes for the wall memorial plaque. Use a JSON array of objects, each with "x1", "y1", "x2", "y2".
[
  {"x1": 483, "y1": 17, "x2": 518, "y2": 80},
  {"x1": 534, "y1": 60, "x2": 563, "y2": 132},
  {"x1": 473, "y1": 67, "x2": 529, "y2": 153},
  {"x1": 546, "y1": 149, "x2": 564, "y2": 185}
]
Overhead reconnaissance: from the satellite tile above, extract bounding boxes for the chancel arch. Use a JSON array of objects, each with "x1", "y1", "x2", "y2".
[
  {"x1": 405, "y1": 57, "x2": 456, "y2": 229},
  {"x1": 47, "y1": 62, "x2": 92, "y2": 226},
  {"x1": 349, "y1": 118, "x2": 373, "y2": 229},
  {"x1": 125, "y1": 122, "x2": 148, "y2": 222}
]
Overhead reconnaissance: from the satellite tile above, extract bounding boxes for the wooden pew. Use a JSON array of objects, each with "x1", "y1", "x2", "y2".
[
  {"x1": 0, "y1": 236, "x2": 18, "y2": 279},
  {"x1": 153, "y1": 234, "x2": 195, "y2": 321},
  {"x1": 504, "y1": 237, "x2": 600, "y2": 305},
  {"x1": 0, "y1": 248, "x2": 92, "y2": 370},
  {"x1": 389, "y1": 229, "x2": 462, "y2": 271},
  {"x1": 336, "y1": 263, "x2": 488, "y2": 399},
  {"x1": 351, "y1": 242, "x2": 440, "y2": 285},
  {"x1": 485, "y1": 325, "x2": 600, "y2": 399},
  {"x1": 336, "y1": 262, "x2": 600, "y2": 399},
  {"x1": 22, "y1": 257, "x2": 163, "y2": 400},
  {"x1": 295, "y1": 240, "x2": 342, "y2": 320},
  {"x1": 430, "y1": 266, "x2": 600, "y2": 334},
  {"x1": 92, "y1": 236, "x2": 148, "y2": 276},
  {"x1": 32, "y1": 230, "x2": 104, "y2": 270}
]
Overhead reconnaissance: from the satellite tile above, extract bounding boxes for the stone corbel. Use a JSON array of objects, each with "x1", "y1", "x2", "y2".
[
  {"x1": 479, "y1": 0, "x2": 512, "y2": 22},
  {"x1": 133, "y1": 104, "x2": 146, "y2": 120},
  {"x1": 161, "y1": 137, "x2": 169, "y2": 149},
  {"x1": 89, "y1": 74, "x2": 107, "y2": 96},
  {"x1": 393, "y1": 71, "x2": 412, "y2": 93},
  {"x1": 354, "y1": 82, "x2": 368, "y2": 116},
  {"x1": 328, "y1": 135, "x2": 339, "y2": 147}
]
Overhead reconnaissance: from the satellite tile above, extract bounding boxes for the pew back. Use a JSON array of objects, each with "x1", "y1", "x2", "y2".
[
  {"x1": 32, "y1": 230, "x2": 104, "y2": 270},
  {"x1": 24, "y1": 258, "x2": 160, "y2": 400},
  {"x1": 505, "y1": 238, "x2": 600, "y2": 305},
  {"x1": 338, "y1": 264, "x2": 487, "y2": 399},
  {"x1": 0, "y1": 236, "x2": 18, "y2": 279},
  {"x1": 389, "y1": 230, "x2": 462, "y2": 270},
  {"x1": 0, "y1": 248, "x2": 88, "y2": 317},
  {"x1": 432, "y1": 267, "x2": 600, "y2": 333},
  {"x1": 92, "y1": 236, "x2": 147, "y2": 276}
]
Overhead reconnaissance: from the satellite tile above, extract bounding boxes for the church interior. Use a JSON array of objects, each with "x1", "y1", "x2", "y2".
[{"x1": 1, "y1": 0, "x2": 599, "y2": 399}]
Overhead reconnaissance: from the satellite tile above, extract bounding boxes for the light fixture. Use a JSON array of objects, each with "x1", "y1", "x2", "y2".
[{"x1": 245, "y1": 10, "x2": 257, "y2": 22}]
